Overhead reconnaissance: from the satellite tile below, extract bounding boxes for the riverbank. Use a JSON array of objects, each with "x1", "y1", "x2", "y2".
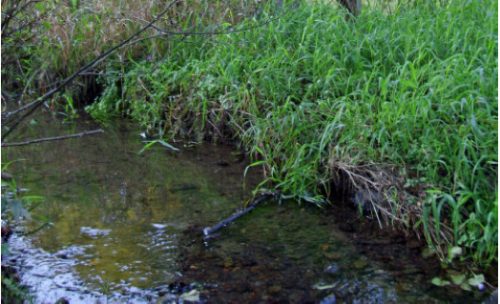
[
  {"x1": 2, "y1": 0, "x2": 497, "y2": 294},
  {"x1": 85, "y1": 0, "x2": 497, "y2": 266}
]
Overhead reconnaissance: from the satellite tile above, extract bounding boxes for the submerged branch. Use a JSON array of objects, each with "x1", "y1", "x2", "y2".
[
  {"x1": 1, "y1": 129, "x2": 104, "y2": 147},
  {"x1": 203, "y1": 192, "x2": 279, "y2": 236}
]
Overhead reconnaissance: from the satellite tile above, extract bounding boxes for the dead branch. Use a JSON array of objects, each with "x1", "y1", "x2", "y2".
[
  {"x1": 1, "y1": 129, "x2": 104, "y2": 147},
  {"x1": 203, "y1": 192, "x2": 278, "y2": 236}
]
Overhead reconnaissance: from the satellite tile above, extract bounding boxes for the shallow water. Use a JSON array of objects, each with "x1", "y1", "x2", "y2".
[{"x1": 2, "y1": 114, "x2": 489, "y2": 302}]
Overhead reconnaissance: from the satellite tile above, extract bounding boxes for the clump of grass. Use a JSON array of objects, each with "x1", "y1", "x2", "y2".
[
  {"x1": 1, "y1": 0, "x2": 268, "y2": 110},
  {"x1": 87, "y1": 0, "x2": 497, "y2": 264}
]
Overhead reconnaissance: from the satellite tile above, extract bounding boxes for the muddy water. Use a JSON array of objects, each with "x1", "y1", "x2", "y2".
[{"x1": 2, "y1": 114, "x2": 487, "y2": 303}]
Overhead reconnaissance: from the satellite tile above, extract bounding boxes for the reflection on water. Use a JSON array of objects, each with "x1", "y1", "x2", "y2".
[
  {"x1": 2, "y1": 114, "x2": 486, "y2": 302},
  {"x1": 4, "y1": 115, "x2": 261, "y2": 301}
]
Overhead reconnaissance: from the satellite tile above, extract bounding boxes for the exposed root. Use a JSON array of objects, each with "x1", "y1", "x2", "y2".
[{"x1": 326, "y1": 160, "x2": 454, "y2": 258}]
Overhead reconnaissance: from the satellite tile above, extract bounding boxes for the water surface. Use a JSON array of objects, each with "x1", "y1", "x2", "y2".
[{"x1": 2, "y1": 114, "x2": 487, "y2": 302}]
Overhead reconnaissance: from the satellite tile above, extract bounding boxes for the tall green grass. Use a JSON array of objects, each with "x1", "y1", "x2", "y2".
[{"x1": 88, "y1": 0, "x2": 498, "y2": 264}]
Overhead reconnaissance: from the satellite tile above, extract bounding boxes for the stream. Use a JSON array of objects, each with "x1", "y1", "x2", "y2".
[{"x1": 1, "y1": 113, "x2": 490, "y2": 303}]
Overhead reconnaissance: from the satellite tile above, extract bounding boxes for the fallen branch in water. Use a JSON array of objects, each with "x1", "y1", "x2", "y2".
[
  {"x1": 1, "y1": 129, "x2": 104, "y2": 147},
  {"x1": 203, "y1": 192, "x2": 279, "y2": 236}
]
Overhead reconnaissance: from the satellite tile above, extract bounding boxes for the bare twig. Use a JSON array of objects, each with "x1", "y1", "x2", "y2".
[
  {"x1": 145, "y1": 13, "x2": 283, "y2": 37},
  {"x1": 1, "y1": 129, "x2": 104, "y2": 147}
]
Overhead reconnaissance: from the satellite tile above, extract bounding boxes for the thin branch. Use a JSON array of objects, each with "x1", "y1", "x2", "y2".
[
  {"x1": 119, "y1": 11, "x2": 286, "y2": 50},
  {"x1": 1, "y1": 129, "x2": 104, "y2": 147},
  {"x1": 119, "y1": 33, "x2": 186, "y2": 49},
  {"x1": 148, "y1": 13, "x2": 283, "y2": 37}
]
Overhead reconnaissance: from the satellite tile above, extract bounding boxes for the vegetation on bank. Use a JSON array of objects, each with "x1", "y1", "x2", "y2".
[
  {"x1": 1, "y1": 0, "x2": 497, "y2": 279},
  {"x1": 88, "y1": 0, "x2": 498, "y2": 265}
]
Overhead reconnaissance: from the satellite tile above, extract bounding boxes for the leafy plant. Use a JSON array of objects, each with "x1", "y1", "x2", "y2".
[
  {"x1": 1, "y1": 273, "x2": 29, "y2": 303},
  {"x1": 432, "y1": 270, "x2": 486, "y2": 292}
]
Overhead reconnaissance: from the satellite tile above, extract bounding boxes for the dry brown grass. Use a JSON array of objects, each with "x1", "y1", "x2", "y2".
[{"x1": 325, "y1": 156, "x2": 455, "y2": 258}]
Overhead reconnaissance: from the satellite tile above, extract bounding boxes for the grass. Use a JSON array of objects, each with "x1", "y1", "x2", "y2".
[
  {"x1": 1, "y1": 0, "x2": 262, "y2": 107},
  {"x1": 2, "y1": 0, "x2": 497, "y2": 269}
]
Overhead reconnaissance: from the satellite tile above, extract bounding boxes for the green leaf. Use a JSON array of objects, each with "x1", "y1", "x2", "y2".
[
  {"x1": 244, "y1": 160, "x2": 268, "y2": 177},
  {"x1": 460, "y1": 281, "x2": 472, "y2": 291},
  {"x1": 9, "y1": 198, "x2": 30, "y2": 221},
  {"x1": 33, "y1": 214, "x2": 50, "y2": 223},
  {"x1": 34, "y1": 3, "x2": 45, "y2": 11},
  {"x1": 157, "y1": 140, "x2": 179, "y2": 151},
  {"x1": 22, "y1": 195, "x2": 44, "y2": 200},
  {"x1": 457, "y1": 234, "x2": 468, "y2": 245},
  {"x1": 468, "y1": 274, "x2": 485, "y2": 286},
  {"x1": 139, "y1": 140, "x2": 179, "y2": 154},
  {"x1": 431, "y1": 277, "x2": 450, "y2": 286},
  {"x1": 138, "y1": 141, "x2": 158, "y2": 154},
  {"x1": 450, "y1": 273, "x2": 466, "y2": 285}
]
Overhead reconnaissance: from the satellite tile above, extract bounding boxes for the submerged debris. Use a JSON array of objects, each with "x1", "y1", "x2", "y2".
[{"x1": 203, "y1": 192, "x2": 278, "y2": 236}]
